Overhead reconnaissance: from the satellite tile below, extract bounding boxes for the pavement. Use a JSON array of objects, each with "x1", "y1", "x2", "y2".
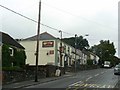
[{"x1": 2, "y1": 72, "x2": 75, "y2": 89}]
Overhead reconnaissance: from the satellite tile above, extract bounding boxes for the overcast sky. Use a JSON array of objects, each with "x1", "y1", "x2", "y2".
[{"x1": 0, "y1": 0, "x2": 119, "y2": 56}]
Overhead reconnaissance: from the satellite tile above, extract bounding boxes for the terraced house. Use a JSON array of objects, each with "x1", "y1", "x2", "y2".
[
  {"x1": 1, "y1": 32, "x2": 25, "y2": 67},
  {"x1": 20, "y1": 32, "x2": 99, "y2": 68},
  {"x1": 20, "y1": 32, "x2": 73, "y2": 67}
]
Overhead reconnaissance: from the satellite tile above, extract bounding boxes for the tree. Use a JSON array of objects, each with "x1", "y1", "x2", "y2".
[
  {"x1": 2, "y1": 44, "x2": 26, "y2": 67},
  {"x1": 90, "y1": 40, "x2": 116, "y2": 66},
  {"x1": 62, "y1": 36, "x2": 89, "y2": 50},
  {"x1": 2, "y1": 44, "x2": 11, "y2": 67},
  {"x1": 14, "y1": 49, "x2": 26, "y2": 66}
]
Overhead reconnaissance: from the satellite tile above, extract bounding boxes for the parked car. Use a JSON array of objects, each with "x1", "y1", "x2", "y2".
[
  {"x1": 114, "y1": 64, "x2": 120, "y2": 75},
  {"x1": 103, "y1": 61, "x2": 111, "y2": 68}
]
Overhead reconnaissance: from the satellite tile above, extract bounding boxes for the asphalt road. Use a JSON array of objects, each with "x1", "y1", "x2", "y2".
[{"x1": 24, "y1": 68, "x2": 119, "y2": 89}]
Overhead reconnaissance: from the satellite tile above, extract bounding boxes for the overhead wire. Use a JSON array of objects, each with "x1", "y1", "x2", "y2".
[
  {"x1": 42, "y1": 2, "x2": 117, "y2": 31},
  {"x1": 0, "y1": 4, "x2": 75, "y2": 36}
]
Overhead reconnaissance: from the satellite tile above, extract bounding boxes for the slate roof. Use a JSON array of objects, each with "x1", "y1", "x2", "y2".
[
  {"x1": 23, "y1": 32, "x2": 56, "y2": 41},
  {"x1": 0, "y1": 32, "x2": 25, "y2": 49}
]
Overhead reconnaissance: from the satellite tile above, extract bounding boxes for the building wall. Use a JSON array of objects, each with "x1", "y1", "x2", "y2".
[
  {"x1": 0, "y1": 44, "x2": 2, "y2": 87},
  {"x1": 20, "y1": 41, "x2": 36, "y2": 65},
  {"x1": 40, "y1": 40, "x2": 56, "y2": 65},
  {"x1": 90, "y1": 54, "x2": 95, "y2": 60},
  {"x1": 20, "y1": 40, "x2": 56, "y2": 65},
  {"x1": 57, "y1": 40, "x2": 74, "y2": 67},
  {"x1": 81, "y1": 53, "x2": 87, "y2": 65},
  {"x1": 20, "y1": 39, "x2": 98, "y2": 67},
  {"x1": 57, "y1": 41, "x2": 68, "y2": 67},
  {"x1": 95, "y1": 56, "x2": 99, "y2": 64},
  {"x1": 0, "y1": 45, "x2": 1, "y2": 65}
]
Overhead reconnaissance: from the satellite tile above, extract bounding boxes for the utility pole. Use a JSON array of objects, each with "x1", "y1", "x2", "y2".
[
  {"x1": 75, "y1": 34, "x2": 77, "y2": 72},
  {"x1": 59, "y1": 30, "x2": 62, "y2": 66},
  {"x1": 35, "y1": 0, "x2": 41, "y2": 82}
]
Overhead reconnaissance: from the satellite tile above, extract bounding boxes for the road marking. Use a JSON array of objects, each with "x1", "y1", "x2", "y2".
[
  {"x1": 69, "y1": 81, "x2": 82, "y2": 87},
  {"x1": 84, "y1": 84, "x2": 88, "y2": 87},
  {"x1": 94, "y1": 74, "x2": 99, "y2": 77},
  {"x1": 89, "y1": 84, "x2": 95, "y2": 87},
  {"x1": 74, "y1": 84, "x2": 79, "y2": 87},
  {"x1": 102, "y1": 85, "x2": 106, "y2": 88},
  {"x1": 85, "y1": 76, "x2": 92, "y2": 81},
  {"x1": 107, "y1": 85, "x2": 111, "y2": 88},
  {"x1": 97, "y1": 85, "x2": 99, "y2": 88},
  {"x1": 101, "y1": 72, "x2": 104, "y2": 74},
  {"x1": 79, "y1": 83, "x2": 85, "y2": 87},
  {"x1": 91, "y1": 84, "x2": 95, "y2": 88},
  {"x1": 111, "y1": 86, "x2": 114, "y2": 88}
]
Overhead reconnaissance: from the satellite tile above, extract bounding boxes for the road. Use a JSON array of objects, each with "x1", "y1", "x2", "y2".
[{"x1": 24, "y1": 68, "x2": 119, "y2": 89}]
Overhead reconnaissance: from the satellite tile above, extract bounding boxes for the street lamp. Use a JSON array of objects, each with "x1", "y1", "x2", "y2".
[
  {"x1": 75, "y1": 34, "x2": 77, "y2": 72},
  {"x1": 74, "y1": 34, "x2": 89, "y2": 72},
  {"x1": 59, "y1": 30, "x2": 62, "y2": 67},
  {"x1": 35, "y1": 0, "x2": 41, "y2": 82},
  {"x1": 84, "y1": 34, "x2": 89, "y2": 37}
]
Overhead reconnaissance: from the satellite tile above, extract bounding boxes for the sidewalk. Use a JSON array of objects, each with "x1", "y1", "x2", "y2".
[{"x1": 2, "y1": 72, "x2": 75, "y2": 89}]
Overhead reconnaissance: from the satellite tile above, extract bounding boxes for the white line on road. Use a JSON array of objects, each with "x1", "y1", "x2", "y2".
[
  {"x1": 101, "y1": 72, "x2": 104, "y2": 74},
  {"x1": 84, "y1": 84, "x2": 88, "y2": 87},
  {"x1": 94, "y1": 74, "x2": 99, "y2": 77},
  {"x1": 107, "y1": 85, "x2": 111, "y2": 88},
  {"x1": 102, "y1": 85, "x2": 106, "y2": 88},
  {"x1": 89, "y1": 84, "x2": 95, "y2": 88},
  {"x1": 69, "y1": 81, "x2": 82, "y2": 86},
  {"x1": 85, "y1": 76, "x2": 92, "y2": 81}
]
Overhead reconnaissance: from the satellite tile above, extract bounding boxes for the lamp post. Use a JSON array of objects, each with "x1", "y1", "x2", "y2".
[
  {"x1": 35, "y1": 0, "x2": 41, "y2": 82},
  {"x1": 74, "y1": 34, "x2": 89, "y2": 72},
  {"x1": 75, "y1": 34, "x2": 77, "y2": 72},
  {"x1": 59, "y1": 30, "x2": 62, "y2": 66}
]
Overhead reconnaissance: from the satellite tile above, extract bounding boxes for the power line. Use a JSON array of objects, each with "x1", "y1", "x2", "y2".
[
  {"x1": 0, "y1": 4, "x2": 74, "y2": 36},
  {"x1": 0, "y1": 4, "x2": 37, "y2": 23},
  {"x1": 42, "y1": 2, "x2": 117, "y2": 31}
]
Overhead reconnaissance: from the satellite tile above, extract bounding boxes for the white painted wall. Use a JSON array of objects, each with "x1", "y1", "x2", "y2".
[
  {"x1": 20, "y1": 41, "x2": 36, "y2": 65},
  {"x1": 81, "y1": 53, "x2": 87, "y2": 65},
  {"x1": 40, "y1": 40, "x2": 56, "y2": 65},
  {"x1": 90, "y1": 54, "x2": 95, "y2": 60},
  {"x1": 20, "y1": 40, "x2": 56, "y2": 65},
  {"x1": 57, "y1": 41, "x2": 66, "y2": 67},
  {"x1": 0, "y1": 44, "x2": 2, "y2": 88}
]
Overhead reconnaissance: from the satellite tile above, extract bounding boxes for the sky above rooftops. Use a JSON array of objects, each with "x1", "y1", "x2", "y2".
[{"x1": 0, "y1": 0, "x2": 119, "y2": 57}]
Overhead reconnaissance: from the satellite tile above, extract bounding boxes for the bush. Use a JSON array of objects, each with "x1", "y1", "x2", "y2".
[
  {"x1": 2, "y1": 44, "x2": 11, "y2": 67},
  {"x1": 87, "y1": 59, "x2": 93, "y2": 65},
  {"x1": 2, "y1": 66, "x2": 23, "y2": 71},
  {"x1": 2, "y1": 44, "x2": 26, "y2": 67}
]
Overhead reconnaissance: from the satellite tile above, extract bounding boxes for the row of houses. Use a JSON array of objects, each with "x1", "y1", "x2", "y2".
[
  {"x1": 19, "y1": 32, "x2": 99, "y2": 67},
  {"x1": 1, "y1": 31, "x2": 99, "y2": 68}
]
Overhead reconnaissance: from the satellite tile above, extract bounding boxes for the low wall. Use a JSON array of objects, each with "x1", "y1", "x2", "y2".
[
  {"x1": 66, "y1": 65, "x2": 99, "y2": 72},
  {"x1": 2, "y1": 65, "x2": 98, "y2": 85},
  {"x1": 2, "y1": 65, "x2": 65, "y2": 85}
]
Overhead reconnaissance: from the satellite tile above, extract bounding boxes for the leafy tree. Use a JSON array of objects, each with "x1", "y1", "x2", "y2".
[
  {"x1": 2, "y1": 44, "x2": 26, "y2": 67},
  {"x1": 2, "y1": 44, "x2": 11, "y2": 67},
  {"x1": 87, "y1": 59, "x2": 93, "y2": 65},
  {"x1": 14, "y1": 49, "x2": 26, "y2": 66},
  {"x1": 62, "y1": 36, "x2": 89, "y2": 50},
  {"x1": 90, "y1": 40, "x2": 116, "y2": 65}
]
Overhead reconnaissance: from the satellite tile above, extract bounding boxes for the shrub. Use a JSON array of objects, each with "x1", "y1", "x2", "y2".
[
  {"x1": 2, "y1": 66, "x2": 23, "y2": 71},
  {"x1": 87, "y1": 59, "x2": 93, "y2": 65}
]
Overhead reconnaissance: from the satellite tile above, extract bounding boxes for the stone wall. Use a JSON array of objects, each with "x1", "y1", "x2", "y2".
[
  {"x1": 2, "y1": 65, "x2": 65, "y2": 85},
  {"x1": 66, "y1": 65, "x2": 99, "y2": 72}
]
